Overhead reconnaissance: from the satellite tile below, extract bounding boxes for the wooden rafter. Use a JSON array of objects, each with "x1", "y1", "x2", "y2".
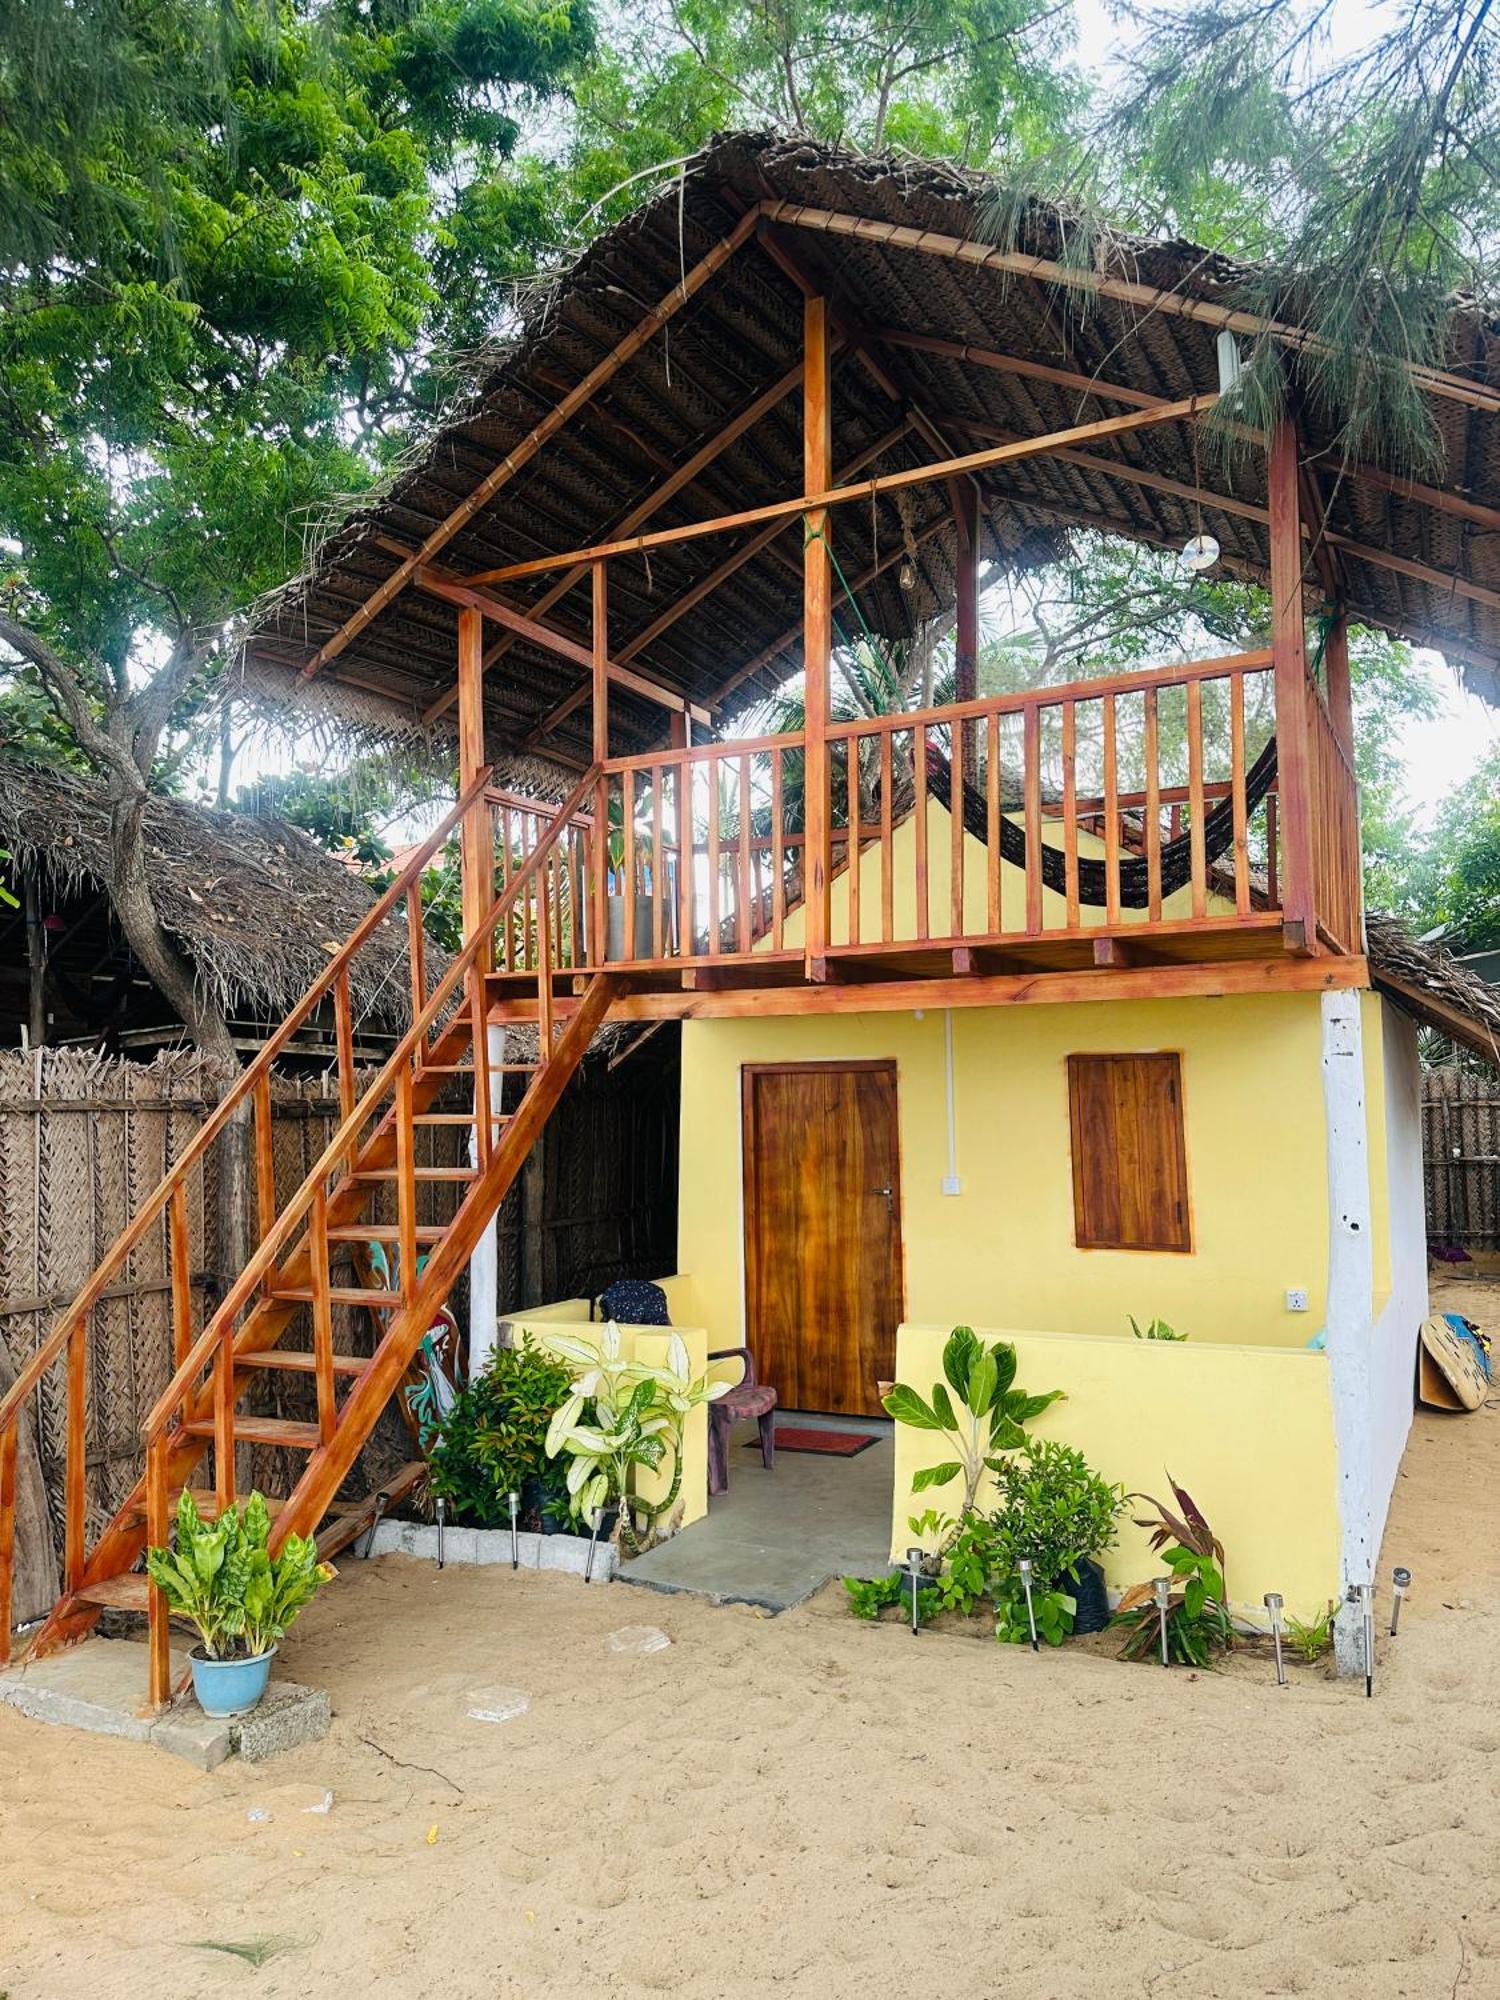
[
  {"x1": 464, "y1": 395, "x2": 1218, "y2": 588},
  {"x1": 295, "y1": 205, "x2": 762, "y2": 682}
]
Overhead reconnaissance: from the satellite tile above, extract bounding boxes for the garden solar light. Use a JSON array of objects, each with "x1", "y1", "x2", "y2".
[
  {"x1": 359, "y1": 1489, "x2": 389, "y2": 1560},
  {"x1": 1018, "y1": 1558, "x2": 1039, "y2": 1652},
  {"x1": 508, "y1": 1489, "x2": 520, "y2": 1571},
  {"x1": 1390, "y1": 1566, "x2": 1411, "y2": 1636},
  {"x1": 1264, "y1": 1593, "x2": 1286, "y2": 1687},
  {"x1": 1153, "y1": 1576, "x2": 1172, "y2": 1667},
  {"x1": 906, "y1": 1547, "x2": 925, "y2": 1636},
  {"x1": 1358, "y1": 1581, "x2": 1375, "y2": 1697},
  {"x1": 585, "y1": 1506, "x2": 605, "y2": 1585},
  {"x1": 435, "y1": 1494, "x2": 446, "y2": 1571}
]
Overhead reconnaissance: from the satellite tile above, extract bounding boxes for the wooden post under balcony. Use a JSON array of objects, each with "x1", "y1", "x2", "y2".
[
  {"x1": 456, "y1": 606, "x2": 491, "y2": 970},
  {"x1": 1267, "y1": 419, "x2": 1316, "y2": 948},
  {"x1": 1324, "y1": 607, "x2": 1354, "y2": 760},
  {"x1": 803, "y1": 295, "x2": 833, "y2": 978}
]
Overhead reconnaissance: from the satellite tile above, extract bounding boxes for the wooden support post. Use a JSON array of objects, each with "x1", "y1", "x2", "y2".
[
  {"x1": 591, "y1": 562, "x2": 610, "y2": 966},
  {"x1": 145, "y1": 1436, "x2": 169, "y2": 1707},
  {"x1": 1325, "y1": 607, "x2": 1354, "y2": 761},
  {"x1": 64, "y1": 1321, "x2": 84, "y2": 1591},
  {"x1": 952, "y1": 481, "x2": 980, "y2": 788},
  {"x1": 1268, "y1": 420, "x2": 1316, "y2": 944},
  {"x1": 803, "y1": 295, "x2": 833, "y2": 979},
  {"x1": 457, "y1": 607, "x2": 491, "y2": 972}
]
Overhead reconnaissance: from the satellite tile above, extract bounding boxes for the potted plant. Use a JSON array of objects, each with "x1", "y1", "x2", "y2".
[
  {"x1": 883, "y1": 1326, "x2": 1063, "y2": 1520},
  {"x1": 427, "y1": 1337, "x2": 575, "y2": 1531},
  {"x1": 145, "y1": 1491, "x2": 331, "y2": 1717},
  {"x1": 986, "y1": 1439, "x2": 1126, "y2": 1640},
  {"x1": 544, "y1": 1321, "x2": 727, "y2": 1554}
]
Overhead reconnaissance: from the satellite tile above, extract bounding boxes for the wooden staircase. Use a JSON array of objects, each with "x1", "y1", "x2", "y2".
[{"x1": 0, "y1": 764, "x2": 612, "y2": 1706}]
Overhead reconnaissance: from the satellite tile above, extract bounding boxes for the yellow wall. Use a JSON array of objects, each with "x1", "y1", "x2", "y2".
[
  {"x1": 503, "y1": 1307, "x2": 710, "y2": 1530},
  {"x1": 679, "y1": 990, "x2": 1340, "y2": 1353},
  {"x1": 776, "y1": 797, "x2": 1236, "y2": 949},
  {"x1": 891, "y1": 1322, "x2": 1342, "y2": 1619}
]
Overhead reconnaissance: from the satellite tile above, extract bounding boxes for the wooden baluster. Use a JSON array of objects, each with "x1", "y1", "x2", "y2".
[
  {"x1": 334, "y1": 967, "x2": 356, "y2": 1173},
  {"x1": 310, "y1": 1182, "x2": 336, "y2": 1446},
  {"x1": 652, "y1": 766, "x2": 665, "y2": 961},
  {"x1": 169, "y1": 1181, "x2": 193, "y2": 1369},
  {"x1": 707, "y1": 752, "x2": 721, "y2": 956},
  {"x1": 65, "y1": 1318, "x2": 85, "y2": 1590},
  {"x1": 469, "y1": 966, "x2": 493, "y2": 1154},
  {"x1": 550, "y1": 818, "x2": 565, "y2": 975},
  {"x1": 1062, "y1": 700, "x2": 1080, "y2": 930},
  {"x1": 1102, "y1": 694, "x2": 1121, "y2": 928},
  {"x1": 737, "y1": 754, "x2": 753, "y2": 952},
  {"x1": 847, "y1": 739, "x2": 862, "y2": 948},
  {"x1": 1187, "y1": 678, "x2": 1207, "y2": 919},
  {"x1": 538, "y1": 854, "x2": 556, "y2": 1061},
  {"x1": 1230, "y1": 672, "x2": 1250, "y2": 915},
  {"x1": 396, "y1": 1062, "x2": 418, "y2": 1298},
  {"x1": 1024, "y1": 705, "x2": 1043, "y2": 935},
  {"x1": 252, "y1": 1070, "x2": 276, "y2": 1255},
  {"x1": 771, "y1": 750, "x2": 786, "y2": 952},
  {"x1": 214, "y1": 1320, "x2": 234, "y2": 1513},
  {"x1": 145, "y1": 1434, "x2": 170, "y2": 1707},
  {"x1": 500, "y1": 806, "x2": 516, "y2": 970},
  {"x1": 679, "y1": 765, "x2": 695, "y2": 959},
  {"x1": 950, "y1": 718, "x2": 965, "y2": 940},
  {"x1": 622, "y1": 769, "x2": 637, "y2": 963},
  {"x1": 1266, "y1": 791, "x2": 1280, "y2": 908},
  {"x1": 1143, "y1": 688, "x2": 1162, "y2": 923},
  {"x1": 985, "y1": 712, "x2": 1001, "y2": 933},
  {"x1": 406, "y1": 880, "x2": 427, "y2": 1062},
  {"x1": 880, "y1": 730, "x2": 894, "y2": 943},
  {"x1": 0, "y1": 1422, "x2": 16, "y2": 1667},
  {"x1": 914, "y1": 726, "x2": 929, "y2": 942}
]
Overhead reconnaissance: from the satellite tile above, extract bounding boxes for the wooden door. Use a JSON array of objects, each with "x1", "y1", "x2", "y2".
[{"x1": 742, "y1": 1061, "x2": 903, "y2": 1417}]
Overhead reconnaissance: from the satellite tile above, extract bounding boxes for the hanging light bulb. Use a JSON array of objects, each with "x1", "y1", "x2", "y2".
[{"x1": 1181, "y1": 532, "x2": 1220, "y2": 573}]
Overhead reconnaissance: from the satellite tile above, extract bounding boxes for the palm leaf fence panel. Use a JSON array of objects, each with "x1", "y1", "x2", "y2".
[
  {"x1": 1423, "y1": 1066, "x2": 1500, "y2": 1255},
  {"x1": 0, "y1": 1031, "x2": 680, "y2": 1622}
]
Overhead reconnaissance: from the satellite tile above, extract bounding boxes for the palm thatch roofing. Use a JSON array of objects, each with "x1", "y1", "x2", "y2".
[
  {"x1": 240, "y1": 130, "x2": 1500, "y2": 787},
  {"x1": 1367, "y1": 914, "x2": 1500, "y2": 1066},
  {"x1": 0, "y1": 761, "x2": 428, "y2": 1033}
]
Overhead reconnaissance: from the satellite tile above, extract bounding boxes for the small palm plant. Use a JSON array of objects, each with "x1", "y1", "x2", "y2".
[{"x1": 883, "y1": 1326, "x2": 1063, "y2": 1522}]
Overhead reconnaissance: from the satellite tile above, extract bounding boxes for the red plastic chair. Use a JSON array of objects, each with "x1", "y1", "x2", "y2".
[{"x1": 707, "y1": 1345, "x2": 777, "y2": 1495}]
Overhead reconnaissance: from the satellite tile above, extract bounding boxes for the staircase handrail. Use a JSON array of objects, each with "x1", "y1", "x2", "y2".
[
  {"x1": 0, "y1": 768, "x2": 496, "y2": 1437},
  {"x1": 141, "y1": 762, "x2": 601, "y2": 1445}
]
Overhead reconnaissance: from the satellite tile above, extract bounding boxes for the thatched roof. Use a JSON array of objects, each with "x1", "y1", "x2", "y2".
[
  {"x1": 1368, "y1": 914, "x2": 1500, "y2": 1066},
  {"x1": 0, "y1": 761, "x2": 426, "y2": 1029},
  {"x1": 240, "y1": 130, "x2": 1500, "y2": 784}
]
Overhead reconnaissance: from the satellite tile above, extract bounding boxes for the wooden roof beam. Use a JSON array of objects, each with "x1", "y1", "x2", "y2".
[
  {"x1": 295, "y1": 204, "x2": 762, "y2": 683},
  {"x1": 465, "y1": 394, "x2": 1218, "y2": 588}
]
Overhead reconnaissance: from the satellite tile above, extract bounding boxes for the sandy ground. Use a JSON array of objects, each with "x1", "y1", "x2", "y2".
[{"x1": 5, "y1": 1275, "x2": 1500, "y2": 2000}]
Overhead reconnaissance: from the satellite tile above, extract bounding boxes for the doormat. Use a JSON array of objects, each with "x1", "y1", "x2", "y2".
[{"x1": 751, "y1": 1427, "x2": 881, "y2": 1458}]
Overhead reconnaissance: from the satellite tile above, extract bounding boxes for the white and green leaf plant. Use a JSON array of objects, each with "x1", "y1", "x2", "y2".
[{"x1": 543, "y1": 1321, "x2": 729, "y2": 1555}]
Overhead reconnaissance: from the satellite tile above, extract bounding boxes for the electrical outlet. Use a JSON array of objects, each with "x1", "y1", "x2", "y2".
[
  {"x1": 941, "y1": 1175, "x2": 962, "y2": 1196},
  {"x1": 1285, "y1": 1288, "x2": 1309, "y2": 1313}
]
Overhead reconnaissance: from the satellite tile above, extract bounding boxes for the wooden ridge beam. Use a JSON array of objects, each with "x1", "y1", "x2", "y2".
[
  {"x1": 465, "y1": 394, "x2": 1218, "y2": 588},
  {"x1": 764, "y1": 200, "x2": 1500, "y2": 415},
  {"x1": 295, "y1": 205, "x2": 761, "y2": 681}
]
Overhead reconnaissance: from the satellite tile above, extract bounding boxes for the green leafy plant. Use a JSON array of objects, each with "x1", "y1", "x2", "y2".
[
  {"x1": 884, "y1": 1326, "x2": 1063, "y2": 1519},
  {"x1": 1129, "y1": 1316, "x2": 1188, "y2": 1341},
  {"x1": 545, "y1": 1321, "x2": 728, "y2": 1554},
  {"x1": 145, "y1": 1491, "x2": 331, "y2": 1660},
  {"x1": 993, "y1": 1573, "x2": 1076, "y2": 1647},
  {"x1": 988, "y1": 1439, "x2": 1126, "y2": 1585},
  {"x1": 427, "y1": 1338, "x2": 575, "y2": 1529},
  {"x1": 1113, "y1": 1480, "x2": 1234, "y2": 1668},
  {"x1": 843, "y1": 1573, "x2": 904, "y2": 1620},
  {"x1": 1286, "y1": 1601, "x2": 1337, "y2": 1664}
]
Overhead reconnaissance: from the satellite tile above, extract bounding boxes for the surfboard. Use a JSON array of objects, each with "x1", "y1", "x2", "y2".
[{"x1": 1418, "y1": 1314, "x2": 1491, "y2": 1413}]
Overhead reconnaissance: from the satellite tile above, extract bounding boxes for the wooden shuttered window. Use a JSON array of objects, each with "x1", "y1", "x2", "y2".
[{"x1": 1067, "y1": 1053, "x2": 1191, "y2": 1253}]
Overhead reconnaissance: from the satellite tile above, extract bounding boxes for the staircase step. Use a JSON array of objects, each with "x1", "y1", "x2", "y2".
[
  {"x1": 269, "y1": 1285, "x2": 401, "y2": 1307},
  {"x1": 121, "y1": 1488, "x2": 289, "y2": 1527},
  {"x1": 351, "y1": 1167, "x2": 477, "y2": 1184},
  {"x1": 237, "y1": 1351, "x2": 366, "y2": 1376},
  {"x1": 420, "y1": 1062, "x2": 538, "y2": 1075},
  {"x1": 181, "y1": 1416, "x2": 322, "y2": 1448},
  {"x1": 413, "y1": 1112, "x2": 512, "y2": 1125},
  {"x1": 327, "y1": 1224, "x2": 446, "y2": 1245},
  {"x1": 73, "y1": 1574, "x2": 149, "y2": 1611}
]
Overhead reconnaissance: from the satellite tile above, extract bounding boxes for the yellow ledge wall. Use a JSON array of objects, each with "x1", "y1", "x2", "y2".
[
  {"x1": 680, "y1": 989, "x2": 1355, "y2": 1352},
  {"x1": 892, "y1": 1323, "x2": 1342, "y2": 1619},
  {"x1": 502, "y1": 1300, "x2": 710, "y2": 1530}
]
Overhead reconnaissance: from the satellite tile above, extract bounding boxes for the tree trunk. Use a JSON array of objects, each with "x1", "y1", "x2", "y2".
[{"x1": 106, "y1": 782, "x2": 237, "y2": 1063}]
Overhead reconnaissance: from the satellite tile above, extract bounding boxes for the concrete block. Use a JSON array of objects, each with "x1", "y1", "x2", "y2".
[
  {"x1": 0, "y1": 1639, "x2": 182, "y2": 1743},
  {"x1": 230, "y1": 1681, "x2": 331, "y2": 1764},
  {"x1": 540, "y1": 1531, "x2": 616, "y2": 1581},
  {"x1": 438, "y1": 1526, "x2": 478, "y2": 1566},
  {"x1": 151, "y1": 1705, "x2": 233, "y2": 1772},
  {"x1": 473, "y1": 1529, "x2": 541, "y2": 1568}
]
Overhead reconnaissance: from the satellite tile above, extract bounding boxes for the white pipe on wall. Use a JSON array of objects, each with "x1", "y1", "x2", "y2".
[{"x1": 942, "y1": 1009, "x2": 961, "y2": 1195}]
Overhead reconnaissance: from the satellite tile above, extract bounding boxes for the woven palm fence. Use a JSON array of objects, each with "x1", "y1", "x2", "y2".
[{"x1": 1423, "y1": 1067, "x2": 1500, "y2": 1254}]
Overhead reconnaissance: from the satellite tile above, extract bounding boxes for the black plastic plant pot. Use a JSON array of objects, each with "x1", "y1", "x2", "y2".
[
  {"x1": 893, "y1": 1564, "x2": 941, "y2": 1604},
  {"x1": 1060, "y1": 1558, "x2": 1111, "y2": 1636}
]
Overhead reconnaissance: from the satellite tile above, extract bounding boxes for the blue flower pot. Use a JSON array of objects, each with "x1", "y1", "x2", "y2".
[{"x1": 189, "y1": 1645, "x2": 276, "y2": 1717}]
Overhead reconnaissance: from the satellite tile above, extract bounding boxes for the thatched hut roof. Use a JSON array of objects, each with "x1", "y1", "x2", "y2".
[
  {"x1": 1368, "y1": 914, "x2": 1500, "y2": 1066},
  {"x1": 240, "y1": 130, "x2": 1500, "y2": 786},
  {"x1": 0, "y1": 761, "x2": 427, "y2": 1032}
]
